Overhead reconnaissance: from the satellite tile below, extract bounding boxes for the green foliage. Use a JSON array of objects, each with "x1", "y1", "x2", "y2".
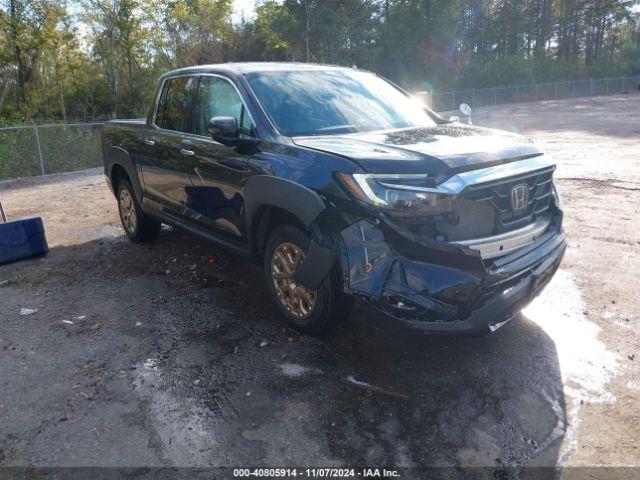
[
  {"x1": 0, "y1": 0, "x2": 639, "y2": 124},
  {"x1": 232, "y1": 1, "x2": 298, "y2": 61},
  {"x1": 0, "y1": 127, "x2": 41, "y2": 178},
  {"x1": 38, "y1": 124, "x2": 102, "y2": 174},
  {"x1": 0, "y1": 123, "x2": 102, "y2": 180}
]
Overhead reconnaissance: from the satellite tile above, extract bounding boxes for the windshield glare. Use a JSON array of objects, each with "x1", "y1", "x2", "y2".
[{"x1": 247, "y1": 70, "x2": 435, "y2": 137}]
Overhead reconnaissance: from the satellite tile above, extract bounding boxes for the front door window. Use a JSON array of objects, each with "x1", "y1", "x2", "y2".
[{"x1": 193, "y1": 76, "x2": 254, "y2": 137}]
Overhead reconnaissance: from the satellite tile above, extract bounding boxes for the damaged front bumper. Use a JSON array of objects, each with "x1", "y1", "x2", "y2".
[{"x1": 337, "y1": 213, "x2": 566, "y2": 335}]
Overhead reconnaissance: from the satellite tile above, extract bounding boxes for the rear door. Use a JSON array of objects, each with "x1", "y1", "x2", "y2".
[
  {"x1": 139, "y1": 75, "x2": 197, "y2": 214},
  {"x1": 180, "y1": 75, "x2": 258, "y2": 240}
]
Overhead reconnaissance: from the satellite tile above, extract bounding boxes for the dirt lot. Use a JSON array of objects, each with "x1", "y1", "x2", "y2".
[{"x1": 1, "y1": 94, "x2": 639, "y2": 477}]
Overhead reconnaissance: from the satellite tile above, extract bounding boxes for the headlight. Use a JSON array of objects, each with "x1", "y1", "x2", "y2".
[{"x1": 337, "y1": 173, "x2": 452, "y2": 214}]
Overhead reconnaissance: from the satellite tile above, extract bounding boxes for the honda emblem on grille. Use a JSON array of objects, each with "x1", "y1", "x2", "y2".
[{"x1": 511, "y1": 184, "x2": 529, "y2": 210}]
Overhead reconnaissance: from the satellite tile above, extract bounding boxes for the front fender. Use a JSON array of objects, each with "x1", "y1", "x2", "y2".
[
  {"x1": 244, "y1": 175, "x2": 326, "y2": 231},
  {"x1": 245, "y1": 175, "x2": 342, "y2": 288}
]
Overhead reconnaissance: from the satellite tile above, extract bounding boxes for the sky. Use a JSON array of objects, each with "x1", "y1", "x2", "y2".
[{"x1": 232, "y1": 0, "x2": 258, "y2": 24}]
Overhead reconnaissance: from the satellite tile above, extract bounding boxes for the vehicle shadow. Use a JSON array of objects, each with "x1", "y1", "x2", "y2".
[
  {"x1": 320, "y1": 310, "x2": 566, "y2": 474},
  {"x1": 1, "y1": 229, "x2": 566, "y2": 475}
]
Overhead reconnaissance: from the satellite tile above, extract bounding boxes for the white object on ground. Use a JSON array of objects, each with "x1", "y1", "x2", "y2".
[
  {"x1": 278, "y1": 363, "x2": 322, "y2": 378},
  {"x1": 346, "y1": 375, "x2": 409, "y2": 399}
]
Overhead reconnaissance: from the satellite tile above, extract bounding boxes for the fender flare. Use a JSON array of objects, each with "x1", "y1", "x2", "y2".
[
  {"x1": 244, "y1": 175, "x2": 326, "y2": 232},
  {"x1": 104, "y1": 146, "x2": 144, "y2": 200},
  {"x1": 245, "y1": 175, "x2": 342, "y2": 289}
]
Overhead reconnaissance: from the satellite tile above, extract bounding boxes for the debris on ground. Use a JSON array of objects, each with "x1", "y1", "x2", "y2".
[
  {"x1": 20, "y1": 308, "x2": 38, "y2": 316},
  {"x1": 260, "y1": 341, "x2": 268, "y2": 347},
  {"x1": 278, "y1": 364, "x2": 322, "y2": 378},
  {"x1": 345, "y1": 375, "x2": 409, "y2": 399},
  {"x1": 73, "y1": 315, "x2": 86, "y2": 321},
  {"x1": 142, "y1": 358, "x2": 159, "y2": 371},
  {"x1": 0, "y1": 280, "x2": 9, "y2": 287},
  {"x1": 62, "y1": 320, "x2": 74, "y2": 325},
  {"x1": 135, "y1": 322, "x2": 142, "y2": 327}
]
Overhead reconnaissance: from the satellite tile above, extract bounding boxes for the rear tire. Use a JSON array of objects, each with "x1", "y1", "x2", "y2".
[
  {"x1": 116, "y1": 179, "x2": 160, "y2": 243},
  {"x1": 264, "y1": 225, "x2": 353, "y2": 334}
]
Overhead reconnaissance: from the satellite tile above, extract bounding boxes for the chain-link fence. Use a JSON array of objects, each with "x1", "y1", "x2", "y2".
[
  {"x1": 0, "y1": 122, "x2": 104, "y2": 181},
  {"x1": 1, "y1": 75, "x2": 639, "y2": 182},
  {"x1": 424, "y1": 75, "x2": 640, "y2": 112}
]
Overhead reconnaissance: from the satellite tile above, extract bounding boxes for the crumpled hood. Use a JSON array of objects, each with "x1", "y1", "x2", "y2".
[{"x1": 293, "y1": 124, "x2": 543, "y2": 175}]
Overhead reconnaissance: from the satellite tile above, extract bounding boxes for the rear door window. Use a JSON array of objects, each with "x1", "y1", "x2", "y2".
[{"x1": 156, "y1": 76, "x2": 196, "y2": 133}]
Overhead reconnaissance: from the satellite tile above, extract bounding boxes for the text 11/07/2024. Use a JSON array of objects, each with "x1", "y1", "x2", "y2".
[{"x1": 232, "y1": 468, "x2": 401, "y2": 478}]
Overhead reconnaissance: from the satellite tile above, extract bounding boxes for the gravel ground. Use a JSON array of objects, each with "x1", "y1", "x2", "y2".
[{"x1": 0, "y1": 93, "x2": 638, "y2": 477}]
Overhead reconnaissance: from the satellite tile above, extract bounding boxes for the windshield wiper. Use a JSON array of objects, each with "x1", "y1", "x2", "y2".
[{"x1": 315, "y1": 124, "x2": 358, "y2": 133}]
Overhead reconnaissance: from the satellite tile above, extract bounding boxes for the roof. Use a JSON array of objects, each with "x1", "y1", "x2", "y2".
[{"x1": 159, "y1": 62, "x2": 357, "y2": 79}]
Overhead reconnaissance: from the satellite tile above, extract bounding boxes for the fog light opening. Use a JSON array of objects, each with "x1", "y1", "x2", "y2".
[{"x1": 382, "y1": 292, "x2": 418, "y2": 311}]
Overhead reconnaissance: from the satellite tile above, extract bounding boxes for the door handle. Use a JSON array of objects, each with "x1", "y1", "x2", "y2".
[
  {"x1": 180, "y1": 148, "x2": 195, "y2": 156},
  {"x1": 144, "y1": 138, "x2": 155, "y2": 146}
]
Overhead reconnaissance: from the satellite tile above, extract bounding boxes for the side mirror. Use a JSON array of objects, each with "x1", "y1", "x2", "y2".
[{"x1": 208, "y1": 116, "x2": 240, "y2": 145}]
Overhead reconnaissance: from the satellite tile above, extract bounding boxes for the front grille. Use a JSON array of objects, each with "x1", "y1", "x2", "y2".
[
  {"x1": 463, "y1": 166, "x2": 554, "y2": 233},
  {"x1": 436, "y1": 166, "x2": 555, "y2": 241},
  {"x1": 435, "y1": 198, "x2": 496, "y2": 241}
]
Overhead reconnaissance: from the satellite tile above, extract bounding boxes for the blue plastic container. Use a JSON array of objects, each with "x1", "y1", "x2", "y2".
[{"x1": 0, "y1": 216, "x2": 49, "y2": 264}]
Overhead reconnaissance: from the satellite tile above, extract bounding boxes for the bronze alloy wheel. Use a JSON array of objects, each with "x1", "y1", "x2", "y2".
[
  {"x1": 119, "y1": 188, "x2": 137, "y2": 234},
  {"x1": 271, "y1": 242, "x2": 318, "y2": 319}
]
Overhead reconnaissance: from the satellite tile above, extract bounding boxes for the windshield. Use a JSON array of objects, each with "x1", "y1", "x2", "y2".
[{"x1": 246, "y1": 70, "x2": 436, "y2": 137}]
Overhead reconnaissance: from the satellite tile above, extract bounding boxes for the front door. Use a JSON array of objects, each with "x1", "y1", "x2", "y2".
[{"x1": 180, "y1": 75, "x2": 258, "y2": 240}]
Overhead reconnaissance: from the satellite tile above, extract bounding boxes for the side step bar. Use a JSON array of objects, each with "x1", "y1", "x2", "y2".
[{"x1": 148, "y1": 209, "x2": 252, "y2": 258}]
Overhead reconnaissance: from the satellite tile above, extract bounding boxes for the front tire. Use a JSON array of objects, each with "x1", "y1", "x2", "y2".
[
  {"x1": 116, "y1": 179, "x2": 160, "y2": 243},
  {"x1": 264, "y1": 225, "x2": 353, "y2": 334}
]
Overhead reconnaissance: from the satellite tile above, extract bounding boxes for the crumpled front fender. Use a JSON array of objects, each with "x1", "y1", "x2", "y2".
[{"x1": 337, "y1": 219, "x2": 483, "y2": 320}]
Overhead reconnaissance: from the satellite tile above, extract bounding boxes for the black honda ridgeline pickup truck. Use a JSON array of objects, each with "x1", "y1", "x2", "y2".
[{"x1": 102, "y1": 63, "x2": 565, "y2": 335}]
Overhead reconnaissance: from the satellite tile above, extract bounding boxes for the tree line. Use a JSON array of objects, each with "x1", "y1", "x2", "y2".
[{"x1": 1, "y1": 0, "x2": 639, "y2": 123}]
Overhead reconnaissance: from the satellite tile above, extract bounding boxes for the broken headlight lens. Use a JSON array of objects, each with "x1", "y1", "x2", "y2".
[{"x1": 337, "y1": 173, "x2": 451, "y2": 213}]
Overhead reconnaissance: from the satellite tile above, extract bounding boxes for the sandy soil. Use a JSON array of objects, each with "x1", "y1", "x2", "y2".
[{"x1": 0, "y1": 93, "x2": 638, "y2": 476}]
